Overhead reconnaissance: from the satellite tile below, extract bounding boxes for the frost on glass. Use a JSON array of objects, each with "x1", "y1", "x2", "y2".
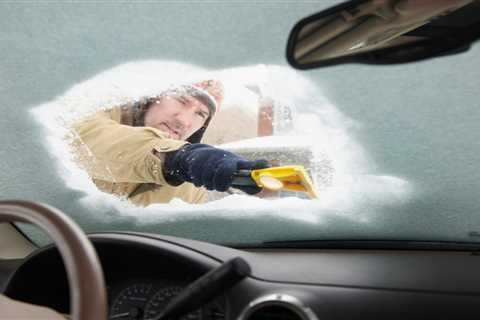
[{"x1": 30, "y1": 61, "x2": 412, "y2": 233}]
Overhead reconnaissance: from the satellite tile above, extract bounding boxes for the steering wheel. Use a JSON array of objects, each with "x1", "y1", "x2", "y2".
[{"x1": 0, "y1": 200, "x2": 107, "y2": 320}]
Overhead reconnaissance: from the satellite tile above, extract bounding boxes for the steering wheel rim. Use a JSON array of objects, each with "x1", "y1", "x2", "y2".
[{"x1": 0, "y1": 200, "x2": 107, "y2": 320}]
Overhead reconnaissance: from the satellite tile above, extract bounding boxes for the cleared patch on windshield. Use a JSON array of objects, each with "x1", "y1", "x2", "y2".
[{"x1": 30, "y1": 61, "x2": 412, "y2": 235}]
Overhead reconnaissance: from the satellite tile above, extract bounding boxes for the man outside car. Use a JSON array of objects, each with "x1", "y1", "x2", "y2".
[{"x1": 70, "y1": 80, "x2": 269, "y2": 206}]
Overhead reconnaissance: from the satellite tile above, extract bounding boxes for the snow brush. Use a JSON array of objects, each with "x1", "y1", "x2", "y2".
[{"x1": 232, "y1": 165, "x2": 319, "y2": 199}]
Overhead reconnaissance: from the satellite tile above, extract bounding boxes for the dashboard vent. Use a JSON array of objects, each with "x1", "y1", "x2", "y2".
[
  {"x1": 247, "y1": 305, "x2": 303, "y2": 320},
  {"x1": 239, "y1": 294, "x2": 318, "y2": 320}
]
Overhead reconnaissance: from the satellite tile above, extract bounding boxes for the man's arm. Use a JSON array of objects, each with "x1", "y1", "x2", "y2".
[
  {"x1": 71, "y1": 109, "x2": 186, "y2": 186},
  {"x1": 71, "y1": 109, "x2": 269, "y2": 194}
]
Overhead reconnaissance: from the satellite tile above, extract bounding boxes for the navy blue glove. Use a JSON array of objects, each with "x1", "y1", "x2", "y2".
[{"x1": 163, "y1": 143, "x2": 270, "y2": 194}]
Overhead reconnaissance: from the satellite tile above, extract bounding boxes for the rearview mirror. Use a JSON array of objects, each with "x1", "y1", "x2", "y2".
[{"x1": 287, "y1": 0, "x2": 480, "y2": 69}]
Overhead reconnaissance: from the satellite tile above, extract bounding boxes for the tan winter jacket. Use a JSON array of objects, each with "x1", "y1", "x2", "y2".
[{"x1": 70, "y1": 105, "x2": 208, "y2": 206}]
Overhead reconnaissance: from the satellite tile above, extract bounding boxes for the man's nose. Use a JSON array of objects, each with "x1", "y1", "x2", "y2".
[{"x1": 173, "y1": 111, "x2": 192, "y2": 129}]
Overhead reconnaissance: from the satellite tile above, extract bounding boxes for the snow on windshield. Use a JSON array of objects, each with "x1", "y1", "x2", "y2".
[{"x1": 30, "y1": 61, "x2": 412, "y2": 228}]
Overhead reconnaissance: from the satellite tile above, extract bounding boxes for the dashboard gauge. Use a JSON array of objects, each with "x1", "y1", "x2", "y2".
[
  {"x1": 143, "y1": 286, "x2": 202, "y2": 320},
  {"x1": 110, "y1": 283, "x2": 154, "y2": 319},
  {"x1": 203, "y1": 299, "x2": 226, "y2": 320}
]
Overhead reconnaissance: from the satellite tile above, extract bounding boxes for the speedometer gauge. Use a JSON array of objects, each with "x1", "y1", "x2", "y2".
[
  {"x1": 110, "y1": 283, "x2": 154, "y2": 319},
  {"x1": 143, "y1": 286, "x2": 202, "y2": 320}
]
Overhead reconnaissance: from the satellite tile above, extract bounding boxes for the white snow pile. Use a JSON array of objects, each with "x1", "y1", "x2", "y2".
[{"x1": 30, "y1": 60, "x2": 413, "y2": 225}]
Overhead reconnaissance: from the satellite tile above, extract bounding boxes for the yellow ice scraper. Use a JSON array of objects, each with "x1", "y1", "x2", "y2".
[{"x1": 232, "y1": 165, "x2": 319, "y2": 199}]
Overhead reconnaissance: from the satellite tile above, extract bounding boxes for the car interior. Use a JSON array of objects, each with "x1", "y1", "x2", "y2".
[{"x1": 1, "y1": 1, "x2": 480, "y2": 320}]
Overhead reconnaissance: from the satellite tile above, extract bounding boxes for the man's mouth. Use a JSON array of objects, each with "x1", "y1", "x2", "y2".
[{"x1": 159, "y1": 123, "x2": 181, "y2": 139}]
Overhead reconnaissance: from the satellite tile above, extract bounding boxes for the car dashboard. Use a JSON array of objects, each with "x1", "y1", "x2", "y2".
[{"x1": 2, "y1": 232, "x2": 480, "y2": 320}]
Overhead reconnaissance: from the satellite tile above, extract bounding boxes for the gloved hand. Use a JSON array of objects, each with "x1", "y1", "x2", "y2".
[{"x1": 163, "y1": 143, "x2": 270, "y2": 194}]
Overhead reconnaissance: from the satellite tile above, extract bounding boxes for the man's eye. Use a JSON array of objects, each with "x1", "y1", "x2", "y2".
[{"x1": 197, "y1": 111, "x2": 208, "y2": 119}]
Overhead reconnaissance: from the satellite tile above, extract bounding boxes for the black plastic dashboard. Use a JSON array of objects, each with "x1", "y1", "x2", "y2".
[{"x1": 2, "y1": 232, "x2": 480, "y2": 319}]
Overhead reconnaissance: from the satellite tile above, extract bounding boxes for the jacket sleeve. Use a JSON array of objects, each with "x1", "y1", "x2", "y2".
[{"x1": 70, "y1": 109, "x2": 187, "y2": 185}]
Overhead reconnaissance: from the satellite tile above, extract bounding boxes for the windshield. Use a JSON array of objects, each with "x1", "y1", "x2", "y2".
[{"x1": 2, "y1": 1, "x2": 480, "y2": 248}]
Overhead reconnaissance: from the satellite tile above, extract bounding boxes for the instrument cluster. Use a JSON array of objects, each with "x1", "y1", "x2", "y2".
[{"x1": 108, "y1": 280, "x2": 226, "y2": 320}]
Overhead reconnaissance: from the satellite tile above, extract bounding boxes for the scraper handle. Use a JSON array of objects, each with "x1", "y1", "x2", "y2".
[{"x1": 231, "y1": 170, "x2": 257, "y2": 187}]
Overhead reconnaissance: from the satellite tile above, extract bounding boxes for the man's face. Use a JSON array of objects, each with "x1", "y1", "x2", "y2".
[{"x1": 144, "y1": 95, "x2": 210, "y2": 140}]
